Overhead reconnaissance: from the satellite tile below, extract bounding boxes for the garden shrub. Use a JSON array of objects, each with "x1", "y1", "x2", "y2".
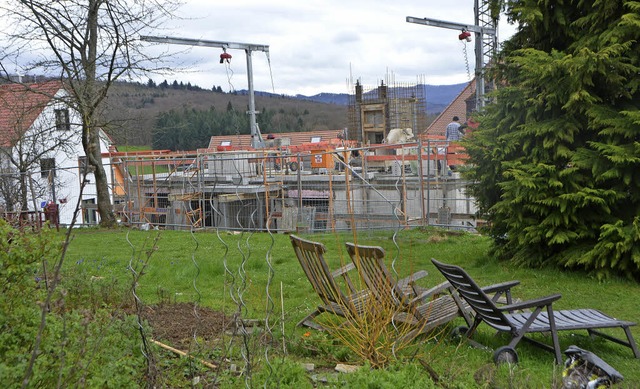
[{"x1": 0, "y1": 221, "x2": 145, "y2": 387}]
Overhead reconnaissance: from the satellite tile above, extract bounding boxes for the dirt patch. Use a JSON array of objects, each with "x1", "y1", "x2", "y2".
[{"x1": 139, "y1": 303, "x2": 234, "y2": 351}]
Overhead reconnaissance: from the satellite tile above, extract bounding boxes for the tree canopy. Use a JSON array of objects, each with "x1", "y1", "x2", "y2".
[
  {"x1": 153, "y1": 104, "x2": 312, "y2": 151},
  {"x1": 466, "y1": 0, "x2": 640, "y2": 279},
  {"x1": 1, "y1": 0, "x2": 179, "y2": 227}
]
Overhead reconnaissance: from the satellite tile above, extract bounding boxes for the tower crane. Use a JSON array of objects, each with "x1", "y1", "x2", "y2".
[
  {"x1": 140, "y1": 36, "x2": 270, "y2": 148},
  {"x1": 407, "y1": 0, "x2": 498, "y2": 111}
]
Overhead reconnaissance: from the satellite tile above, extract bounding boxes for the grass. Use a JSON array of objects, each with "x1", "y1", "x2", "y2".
[
  {"x1": 61, "y1": 227, "x2": 640, "y2": 387},
  {"x1": 115, "y1": 145, "x2": 152, "y2": 152}
]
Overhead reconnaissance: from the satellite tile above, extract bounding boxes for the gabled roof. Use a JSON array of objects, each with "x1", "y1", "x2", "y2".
[
  {"x1": 423, "y1": 79, "x2": 475, "y2": 139},
  {"x1": 205, "y1": 129, "x2": 345, "y2": 152},
  {"x1": 0, "y1": 81, "x2": 64, "y2": 147}
]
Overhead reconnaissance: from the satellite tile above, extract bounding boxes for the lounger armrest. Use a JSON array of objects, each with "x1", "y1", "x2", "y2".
[
  {"x1": 397, "y1": 270, "x2": 429, "y2": 288},
  {"x1": 331, "y1": 262, "x2": 359, "y2": 293},
  {"x1": 481, "y1": 280, "x2": 520, "y2": 295},
  {"x1": 407, "y1": 281, "x2": 453, "y2": 306},
  {"x1": 331, "y1": 262, "x2": 356, "y2": 278},
  {"x1": 482, "y1": 280, "x2": 521, "y2": 305},
  {"x1": 499, "y1": 293, "x2": 562, "y2": 311}
]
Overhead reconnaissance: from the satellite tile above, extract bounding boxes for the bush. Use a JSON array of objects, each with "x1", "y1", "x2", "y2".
[
  {"x1": 0, "y1": 221, "x2": 145, "y2": 387},
  {"x1": 341, "y1": 362, "x2": 437, "y2": 388}
]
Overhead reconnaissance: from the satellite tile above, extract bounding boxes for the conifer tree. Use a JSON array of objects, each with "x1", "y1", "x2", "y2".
[{"x1": 466, "y1": 0, "x2": 640, "y2": 279}]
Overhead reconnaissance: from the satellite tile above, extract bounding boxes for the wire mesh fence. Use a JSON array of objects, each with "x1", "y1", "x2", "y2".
[
  {"x1": 113, "y1": 141, "x2": 478, "y2": 233},
  {"x1": 2, "y1": 140, "x2": 483, "y2": 387}
]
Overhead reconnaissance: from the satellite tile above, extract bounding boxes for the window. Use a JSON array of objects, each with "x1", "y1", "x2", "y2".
[
  {"x1": 364, "y1": 110, "x2": 383, "y2": 126},
  {"x1": 78, "y1": 156, "x2": 95, "y2": 174},
  {"x1": 310, "y1": 136, "x2": 321, "y2": 143},
  {"x1": 82, "y1": 198, "x2": 97, "y2": 225},
  {"x1": 40, "y1": 158, "x2": 55, "y2": 178},
  {"x1": 55, "y1": 108, "x2": 70, "y2": 131},
  {"x1": 220, "y1": 141, "x2": 231, "y2": 146}
]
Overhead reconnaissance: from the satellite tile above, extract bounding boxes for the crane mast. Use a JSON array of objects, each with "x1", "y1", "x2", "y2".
[{"x1": 140, "y1": 36, "x2": 270, "y2": 148}]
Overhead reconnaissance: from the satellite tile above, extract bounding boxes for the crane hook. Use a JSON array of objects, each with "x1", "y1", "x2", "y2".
[
  {"x1": 458, "y1": 29, "x2": 472, "y2": 42},
  {"x1": 220, "y1": 48, "x2": 232, "y2": 64}
]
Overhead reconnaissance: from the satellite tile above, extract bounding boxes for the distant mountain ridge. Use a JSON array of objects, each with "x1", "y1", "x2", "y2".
[
  {"x1": 249, "y1": 83, "x2": 467, "y2": 114},
  {"x1": 104, "y1": 81, "x2": 467, "y2": 146}
]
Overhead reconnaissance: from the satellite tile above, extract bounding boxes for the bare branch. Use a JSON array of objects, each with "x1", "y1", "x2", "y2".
[{"x1": 0, "y1": 0, "x2": 183, "y2": 230}]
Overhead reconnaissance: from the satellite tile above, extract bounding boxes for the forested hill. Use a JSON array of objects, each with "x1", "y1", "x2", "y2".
[
  {"x1": 101, "y1": 81, "x2": 464, "y2": 150},
  {"x1": 101, "y1": 81, "x2": 349, "y2": 148},
  {"x1": 266, "y1": 83, "x2": 466, "y2": 114}
]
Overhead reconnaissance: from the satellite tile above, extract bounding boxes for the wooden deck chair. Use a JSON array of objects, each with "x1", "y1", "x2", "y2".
[
  {"x1": 432, "y1": 258, "x2": 640, "y2": 364},
  {"x1": 290, "y1": 234, "x2": 369, "y2": 330},
  {"x1": 345, "y1": 242, "x2": 474, "y2": 341}
]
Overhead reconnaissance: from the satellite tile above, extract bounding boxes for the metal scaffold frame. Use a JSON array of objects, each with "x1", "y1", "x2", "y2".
[{"x1": 107, "y1": 143, "x2": 478, "y2": 233}]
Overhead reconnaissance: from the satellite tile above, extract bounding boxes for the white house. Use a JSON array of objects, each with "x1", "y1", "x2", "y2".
[{"x1": 0, "y1": 80, "x2": 114, "y2": 226}]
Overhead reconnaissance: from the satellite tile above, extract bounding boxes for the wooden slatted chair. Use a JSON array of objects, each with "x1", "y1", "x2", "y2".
[
  {"x1": 290, "y1": 234, "x2": 369, "y2": 330},
  {"x1": 431, "y1": 258, "x2": 640, "y2": 364},
  {"x1": 345, "y1": 242, "x2": 474, "y2": 341}
]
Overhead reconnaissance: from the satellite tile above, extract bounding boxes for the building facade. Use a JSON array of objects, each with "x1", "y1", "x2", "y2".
[{"x1": 0, "y1": 81, "x2": 114, "y2": 226}]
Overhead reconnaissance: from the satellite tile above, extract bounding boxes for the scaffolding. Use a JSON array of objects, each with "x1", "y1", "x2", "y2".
[
  {"x1": 347, "y1": 77, "x2": 428, "y2": 145},
  {"x1": 108, "y1": 142, "x2": 477, "y2": 233}
]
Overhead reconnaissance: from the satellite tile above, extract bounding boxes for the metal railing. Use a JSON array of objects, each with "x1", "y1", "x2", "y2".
[{"x1": 112, "y1": 140, "x2": 477, "y2": 232}]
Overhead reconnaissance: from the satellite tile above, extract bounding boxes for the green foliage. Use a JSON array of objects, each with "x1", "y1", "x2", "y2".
[
  {"x1": 3, "y1": 227, "x2": 638, "y2": 386},
  {"x1": 290, "y1": 329, "x2": 355, "y2": 362},
  {"x1": 253, "y1": 359, "x2": 314, "y2": 388},
  {"x1": 152, "y1": 103, "x2": 312, "y2": 150},
  {"x1": 0, "y1": 222, "x2": 47, "y2": 385},
  {"x1": 0, "y1": 221, "x2": 145, "y2": 387},
  {"x1": 466, "y1": 0, "x2": 640, "y2": 279},
  {"x1": 153, "y1": 106, "x2": 248, "y2": 151},
  {"x1": 0, "y1": 220, "x2": 55, "y2": 298},
  {"x1": 340, "y1": 362, "x2": 436, "y2": 388},
  {"x1": 27, "y1": 312, "x2": 144, "y2": 389}
]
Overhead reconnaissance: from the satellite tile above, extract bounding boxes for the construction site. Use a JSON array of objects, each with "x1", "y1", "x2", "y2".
[
  {"x1": 108, "y1": 77, "x2": 478, "y2": 233},
  {"x1": 107, "y1": 5, "x2": 499, "y2": 233}
]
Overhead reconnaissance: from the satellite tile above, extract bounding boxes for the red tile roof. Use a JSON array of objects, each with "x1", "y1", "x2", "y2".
[
  {"x1": 424, "y1": 79, "x2": 475, "y2": 139},
  {"x1": 0, "y1": 81, "x2": 63, "y2": 147},
  {"x1": 205, "y1": 129, "x2": 346, "y2": 152}
]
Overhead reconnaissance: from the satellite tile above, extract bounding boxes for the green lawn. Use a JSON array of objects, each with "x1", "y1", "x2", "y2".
[
  {"x1": 116, "y1": 145, "x2": 152, "y2": 152},
  {"x1": 59, "y1": 227, "x2": 640, "y2": 387}
]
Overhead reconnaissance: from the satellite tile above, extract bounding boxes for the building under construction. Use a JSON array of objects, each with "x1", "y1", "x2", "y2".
[
  {"x1": 347, "y1": 78, "x2": 428, "y2": 145},
  {"x1": 100, "y1": 76, "x2": 476, "y2": 233}
]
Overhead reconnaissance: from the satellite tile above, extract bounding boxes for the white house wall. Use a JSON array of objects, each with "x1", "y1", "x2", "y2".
[{"x1": 23, "y1": 88, "x2": 113, "y2": 226}]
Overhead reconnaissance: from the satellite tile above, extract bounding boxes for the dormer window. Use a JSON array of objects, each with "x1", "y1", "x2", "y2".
[{"x1": 55, "y1": 108, "x2": 70, "y2": 131}]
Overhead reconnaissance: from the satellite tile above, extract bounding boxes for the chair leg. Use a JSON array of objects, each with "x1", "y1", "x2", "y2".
[
  {"x1": 546, "y1": 306, "x2": 562, "y2": 364},
  {"x1": 463, "y1": 317, "x2": 482, "y2": 337},
  {"x1": 297, "y1": 310, "x2": 325, "y2": 331},
  {"x1": 587, "y1": 327, "x2": 640, "y2": 358},
  {"x1": 624, "y1": 327, "x2": 640, "y2": 358},
  {"x1": 450, "y1": 291, "x2": 474, "y2": 327}
]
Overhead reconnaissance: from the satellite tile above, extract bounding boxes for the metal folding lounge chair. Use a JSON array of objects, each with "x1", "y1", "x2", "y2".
[
  {"x1": 345, "y1": 242, "x2": 474, "y2": 341},
  {"x1": 431, "y1": 258, "x2": 640, "y2": 364},
  {"x1": 290, "y1": 234, "x2": 369, "y2": 330}
]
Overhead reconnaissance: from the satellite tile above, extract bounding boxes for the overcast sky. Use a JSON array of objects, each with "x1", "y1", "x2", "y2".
[
  {"x1": 0, "y1": 0, "x2": 516, "y2": 97},
  {"x1": 145, "y1": 0, "x2": 518, "y2": 96}
]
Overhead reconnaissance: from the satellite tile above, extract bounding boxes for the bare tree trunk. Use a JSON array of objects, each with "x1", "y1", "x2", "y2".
[
  {"x1": 84, "y1": 0, "x2": 115, "y2": 227},
  {"x1": 4, "y1": 0, "x2": 178, "y2": 229},
  {"x1": 83, "y1": 120, "x2": 116, "y2": 227},
  {"x1": 19, "y1": 170, "x2": 28, "y2": 212}
]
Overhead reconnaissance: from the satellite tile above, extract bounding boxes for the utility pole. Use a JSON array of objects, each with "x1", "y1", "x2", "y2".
[
  {"x1": 140, "y1": 36, "x2": 270, "y2": 148},
  {"x1": 407, "y1": 0, "x2": 497, "y2": 110}
]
